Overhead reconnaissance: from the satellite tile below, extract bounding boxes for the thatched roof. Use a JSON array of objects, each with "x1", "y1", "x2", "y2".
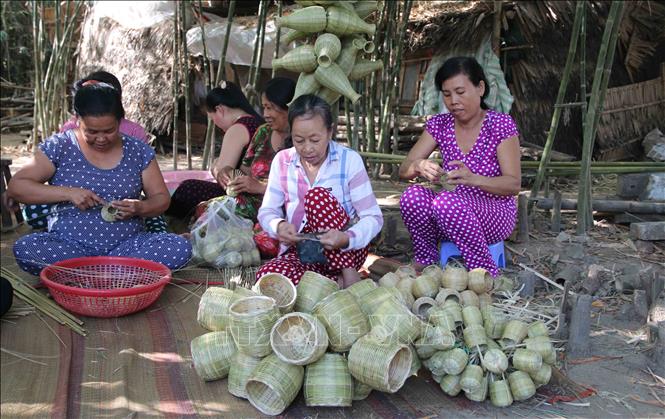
[{"x1": 405, "y1": 1, "x2": 665, "y2": 157}]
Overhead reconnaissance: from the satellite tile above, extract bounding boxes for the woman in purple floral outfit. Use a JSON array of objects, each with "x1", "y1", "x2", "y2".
[{"x1": 399, "y1": 57, "x2": 521, "y2": 277}]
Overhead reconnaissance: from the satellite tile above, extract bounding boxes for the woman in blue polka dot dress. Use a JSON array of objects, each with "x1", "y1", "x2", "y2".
[
  {"x1": 8, "y1": 83, "x2": 192, "y2": 275},
  {"x1": 399, "y1": 57, "x2": 521, "y2": 277}
]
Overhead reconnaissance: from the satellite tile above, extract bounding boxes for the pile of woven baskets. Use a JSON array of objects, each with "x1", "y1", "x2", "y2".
[
  {"x1": 273, "y1": 0, "x2": 382, "y2": 106},
  {"x1": 190, "y1": 264, "x2": 554, "y2": 415}
]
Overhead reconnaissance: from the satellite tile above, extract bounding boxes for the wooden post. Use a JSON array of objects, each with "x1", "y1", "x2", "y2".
[
  {"x1": 517, "y1": 193, "x2": 529, "y2": 243},
  {"x1": 529, "y1": 1, "x2": 584, "y2": 204},
  {"x1": 551, "y1": 190, "x2": 562, "y2": 232},
  {"x1": 568, "y1": 293, "x2": 592, "y2": 358}
]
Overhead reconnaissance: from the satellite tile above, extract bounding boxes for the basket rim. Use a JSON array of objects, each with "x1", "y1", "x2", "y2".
[
  {"x1": 256, "y1": 274, "x2": 297, "y2": 308},
  {"x1": 39, "y1": 256, "x2": 171, "y2": 298},
  {"x1": 229, "y1": 295, "x2": 277, "y2": 317},
  {"x1": 270, "y1": 312, "x2": 326, "y2": 365}
]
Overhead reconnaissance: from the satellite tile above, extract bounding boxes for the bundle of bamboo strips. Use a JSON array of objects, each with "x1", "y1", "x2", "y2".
[{"x1": 1, "y1": 267, "x2": 86, "y2": 336}]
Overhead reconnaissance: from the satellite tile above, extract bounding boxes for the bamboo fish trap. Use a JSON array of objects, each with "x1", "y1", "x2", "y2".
[
  {"x1": 435, "y1": 288, "x2": 461, "y2": 305},
  {"x1": 512, "y1": 349, "x2": 543, "y2": 374},
  {"x1": 347, "y1": 335, "x2": 412, "y2": 393},
  {"x1": 428, "y1": 306, "x2": 456, "y2": 332},
  {"x1": 412, "y1": 274, "x2": 439, "y2": 299},
  {"x1": 254, "y1": 273, "x2": 297, "y2": 314},
  {"x1": 227, "y1": 351, "x2": 262, "y2": 399},
  {"x1": 508, "y1": 371, "x2": 536, "y2": 401},
  {"x1": 346, "y1": 278, "x2": 377, "y2": 301},
  {"x1": 441, "y1": 265, "x2": 468, "y2": 290},
  {"x1": 490, "y1": 376, "x2": 514, "y2": 407},
  {"x1": 439, "y1": 374, "x2": 462, "y2": 396},
  {"x1": 246, "y1": 354, "x2": 305, "y2": 416},
  {"x1": 229, "y1": 296, "x2": 280, "y2": 357},
  {"x1": 412, "y1": 297, "x2": 436, "y2": 320},
  {"x1": 359, "y1": 285, "x2": 404, "y2": 316},
  {"x1": 464, "y1": 374, "x2": 488, "y2": 402},
  {"x1": 304, "y1": 353, "x2": 353, "y2": 407},
  {"x1": 312, "y1": 289, "x2": 369, "y2": 352},
  {"x1": 270, "y1": 312, "x2": 328, "y2": 365},
  {"x1": 294, "y1": 271, "x2": 339, "y2": 313},
  {"x1": 352, "y1": 378, "x2": 372, "y2": 400},
  {"x1": 190, "y1": 331, "x2": 237, "y2": 381},
  {"x1": 197, "y1": 287, "x2": 234, "y2": 331},
  {"x1": 370, "y1": 297, "x2": 425, "y2": 345}
]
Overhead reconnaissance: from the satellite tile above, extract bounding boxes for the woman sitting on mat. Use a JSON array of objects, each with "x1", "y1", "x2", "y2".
[
  {"x1": 399, "y1": 56, "x2": 521, "y2": 277},
  {"x1": 168, "y1": 78, "x2": 296, "y2": 220},
  {"x1": 9, "y1": 83, "x2": 191, "y2": 275},
  {"x1": 257, "y1": 94, "x2": 383, "y2": 287}
]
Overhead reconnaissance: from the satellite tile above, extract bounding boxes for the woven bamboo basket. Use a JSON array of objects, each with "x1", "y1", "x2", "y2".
[
  {"x1": 191, "y1": 331, "x2": 237, "y2": 381},
  {"x1": 352, "y1": 378, "x2": 373, "y2": 400},
  {"x1": 412, "y1": 297, "x2": 436, "y2": 320},
  {"x1": 529, "y1": 363, "x2": 552, "y2": 387},
  {"x1": 254, "y1": 273, "x2": 297, "y2": 314},
  {"x1": 395, "y1": 276, "x2": 415, "y2": 296},
  {"x1": 246, "y1": 354, "x2": 304, "y2": 416},
  {"x1": 355, "y1": 0, "x2": 379, "y2": 19},
  {"x1": 408, "y1": 344, "x2": 421, "y2": 376},
  {"x1": 276, "y1": 5, "x2": 327, "y2": 32},
  {"x1": 313, "y1": 289, "x2": 369, "y2": 352},
  {"x1": 229, "y1": 296, "x2": 280, "y2": 357},
  {"x1": 543, "y1": 348, "x2": 557, "y2": 365},
  {"x1": 435, "y1": 288, "x2": 461, "y2": 306},
  {"x1": 272, "y1": 45, "x2": 317, "y2": 73},
  {"x1": 467, "y1": 268, "x2": 492, "y2": 294},
  {"x1": 463, "y1": 324, "x2": 487, "y2": 349},
  {"x1": 270, "y1": 312, "x2": 328, "y2": 365},
  {"x1": 412, "y1": 274, "x2": 439, "y2": 299},
  {"x1": 415, "y1": 338, "x2": 436, "y2": 360},
  {"x1": 422, "y1": 264, "x2": 444, "y2": 284},
  {"x1": 481, "y1": 348, "x2": 509, "y2": 374},
  {"x1": 370, "y1": 297, "x2": 425, "y2": 345},
  {"x1": 459, "y1": 290, "x2": 480, "y2": 308},
  {"x1": 460, "y1": 364, "x2": 484, "y2": 392},
  {"x1": 422, "y1": 324, "x2": 455, "y2": 351},
  {"x1": 432, "y1": 373, "x2": 444, "y2": 384},
  {"x1": 465, "y1": 374, "x2": 488, "y2": 402},
  {"x1": 337, "y1": 37, "x2": 363, "y2": 75},
  {"x1": 395, "y1": 265, "x2": 417, "y2": 280},
  {"x1": 314, "y1": 33, "x2": 342, "y2": 67},
  {"x1": 282, "y1": 28, "x2": 308, "y2": 45},
  {"x1": 441, "y1": 300, "x2": 463, "y2": 325},
  {"x1": 347, "y1": 335, "x2": 411, "y2": 393},
  {"x1": 486, "y1": 338, "x2": 502, "y2": 351},
  {"x1": 489, "y1": 377, "x2": 513, "y2": 407},
  {"x1": 378, "y1": 271, "x2": 400, "y2": 288},
  {"x1": 197, "y1": 287, "x2": 234, "y2": 331},
  {"x1": 501, "y1": 320, "x2": 529, "y2": 345},
  {"x1": 359, "y1": 286, "x2": 403, "y2": 316},
  {"x1": 439, "y1": 374, "x2": 462, "y2": 396},
  {"x1": 346, "y1": 278, "x2": 377, "y2": 301},
  {"x1": 462, "y1": 305, "x2": 483, "y2": 326},
  {"x1": 304, "y1": 353, "x2": 353, "y2": 407},
  {"x1": 483, "y1": 309, "x2": 507, "y2": 340},
  {"x1": 508, "y1": 370, "x2": 536, "y2": 401},
  {"x1": 525, "y1": 335, "x2": 553, "y2": 358},
  {"x1": 527, "y1": 321, "x2": 549, "y2": 338},
  {"x1": 441, "y1": 265, "x2": 468, "y2": 290},
  {"x1": 477, "y1": 293, "x2": 492, "y2": 311},
  {"x1": 316, "y1": 86, "x2": 341, "y2": 105},
  {"x1": 513, "y1": 349, "x2": 542, "y2": 374},
  {"x1": 440, "y1": 348, "x2": 469, "y2": 375},
  {"x1": 400, "y1": 289, "x2": 415, "y2": 308},
  {"x1": 428, "y1": 307, "x2": 456, "y2": 332},
  {"x1": 314, "y1": 63, "x2": 361, "y2": 104},
  {"x1": 325, "y1": 5, "x2": 376, "y2": 36},
  {"x1": 227, "y1": 351, "x2": 262, "y2": 399},
  {"x1": 292, "y1": 72, "x2": 320, "y2": 104},
  {"x1": 295, "y1": 271, "x2": 339, "y2": 313}
]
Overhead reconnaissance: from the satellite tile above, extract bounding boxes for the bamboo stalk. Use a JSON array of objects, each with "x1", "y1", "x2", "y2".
[
  {"x1": 250, "y1": 0, "x2": 268, "y2": 108},
  {"x1": 197, "y1": 0, "x2": 212, "y2": 90},
  {"x1": 344, "y1": 98, "x2": 352, "y2": 145},
  {"x1": 31, "y1": 0, "x2": 41, "y2": 147},
  {"x1": 352, "y1": 81, "x2": 361, "y2": 151},
  {"x1": 246, "y1": 0, "x2": 266, "y2": 103},
  {"x1": 529, "y1": 2, "x2": 584, "y2": 203},
  {"x1": 172, "y1": 3, "x2": 180, "y2": 170},
  {"x1": 181, "y1": 1, "x2": 192, "y2": 170},
  {"x1": 271, "y1": 0, "x2": 283, "y2": 79},
  {"x1": 577, "y1": 1, "x2": 623, "y2": 234}
]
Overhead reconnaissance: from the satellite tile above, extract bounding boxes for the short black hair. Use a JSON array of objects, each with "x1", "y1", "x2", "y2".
[
  {"x1": 435, "y1": 56, "x2": 490, "y2": 110},
  {"x1": 73, "y1": 83, "x2": 125, "y2": 120},
  {"x1": 73, "y1": 70, "x2": 123, "y2": 96},
  {"x1": 263, "y1": 77, "x2": 296, "y2": 110},
  {"x1": 287, "y1": 94, "x2": 333, "y2": 130}
]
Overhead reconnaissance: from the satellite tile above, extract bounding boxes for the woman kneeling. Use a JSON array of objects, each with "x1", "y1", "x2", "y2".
[{"x1": 257, "y1": 95, "x2": 383, "y2": 287}]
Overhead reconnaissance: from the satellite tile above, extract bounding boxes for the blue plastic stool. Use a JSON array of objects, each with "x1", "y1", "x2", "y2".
[{"x1": 439, "y1": 241, "x2": 506, "y2": 268}]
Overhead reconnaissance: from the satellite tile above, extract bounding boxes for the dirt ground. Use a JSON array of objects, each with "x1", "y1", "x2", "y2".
[{"x1": 2, "y1": 133, "x2": 665, "y2": 417}]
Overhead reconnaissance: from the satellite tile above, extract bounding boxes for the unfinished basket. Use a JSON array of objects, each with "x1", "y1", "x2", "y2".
[
  {"x1": 229, "y1": 296, "x2": 280, "y2": 357},
  {"x1": 396, "y1": 276, "x2": 415, "y2": 296},
  {"x1": 441, "y1": 300, "x2": 463, "y2": 325},
  {"x1": 312, "y1": 289, "x2": 369, "y2": 352},
  {"x1": 270, "y1": 312, "x2": 328, "y2": 365},
  {"x1": 395, "y1": 265, "x2": 417, "y2": 279},
  {"x1": 295, "y1": 271, "x2": 339, "y2": 313},
  {"x1": 462, "y1": 305, "x2": 483, "y2": 326},
  {"x1": 370, "y1": 297, "x2": 425, "y2": 345},
  {"x1": 501, "y1": 320, "x2": 529, "y2": 345},
  {"x1": 415, "y1": 338, "x2": 436, "y2": 360},
  {"x1": 428, "y1": 306, "x2": 456, "y2": 332},
  {"x1": 412, "y1": 297, "x2": 436, "y2": 320},
  {"x1": 441, "y1": 265, "x2": 468, "y2": 290},
  {"x1": 347, "y1": 335, "x2": 411, "y2": 393},
  {"x1": 421, "y1": 324, "x2": 455, "y2": 351},
  {"x1": 513, "y1": 349, "x2": 543, "y2": 374},
  {"x1": 246, "y1": 354, "x2": 304, "y2": 416},
  {"x1": 525, "y1": 335, "x2": 553, "y2": 358},
  {"x1": 422, "y1": 264, "x2": 444, "y2": 284},
  {"x1": 467, "y1": 268, "x2": 492, "y2": 294},
  {"x1": 359, "y1": 285, "x2": 403, "y2": 316},
  {"x1": 490, "y1": 377, "x2": 514, "y2": 407},
  {"x1": 254, "y1": 273, "x2": 297, "y2": 314},
  {"x1": 304, "y1": 353, "x2": 353, "y2": 407},
  {"x1": 346, "y1": 278, "x2": 377, "y2": 301},
  {"x1": 439, "y1": 374, "x2": 462, "y2": 396},
  {"x1": 435, "y1": 288, "x2": 461, "y2": 306},
  {"x1": 459, "y1": 290, "x2": 480, "y2": 307},
  {"x1": 440, "y1": 348, "x2": 469, "y2": 375},
  {"x1": 477, "y1": 292, "x2": 492, "y2": 310},
  {"x1": 463, "y1": 324, "x2": 488, "y2": 349},
  {"x1": 412, "y1": 274, "x2": 439, "y2": 299},
  {"x1": 190, "y1": 331, "x2": 237, "y2": 381},
  {"x1": 197, "y1": 287, "x2": 234, "y2": 331},
  {"x1": 227, "y1": 351, "x2": 262, "y2": 399},
  {"x1": 508, "y1": 370, "x2": 536, "y2": 401},
  {"x1": 378, "y1": 271, "x2": 400, "y2": 288}
]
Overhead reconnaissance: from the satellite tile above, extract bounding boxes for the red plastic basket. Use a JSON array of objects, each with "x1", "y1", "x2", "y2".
[{"x1": 40, "y1": 256, "x2": 172, "y2": 318}]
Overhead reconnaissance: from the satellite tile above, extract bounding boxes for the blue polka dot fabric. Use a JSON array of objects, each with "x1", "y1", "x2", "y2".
[{"x1": 13, "y1": 131, "x2": 191, "y2": 275}]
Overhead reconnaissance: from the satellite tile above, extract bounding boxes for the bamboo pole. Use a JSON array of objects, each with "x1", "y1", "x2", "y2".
[
  {"x1": 577, "y1": 1, "x2": 623, "y2": 234},
  {"x1": 172, "y1": 4, "x2": 180, "y2": 170},
  {"x1": 246, "y1": 0, "x2": 266, "y2": 103},
  {"x1": 271, "y1": 0, "x2": 283, "y2": 79},
  {"x1": 344, "y1": 98, "x2": 352, "y2": 146},
  {"x1": 197, "y1": 0, "x2": 212, "y2": 90},
  {"x1": 202, "y1": 0, "x2": 237, "y2": 170},
  {"x1": 250, "y1": 0, "x2": 268, "y2": 108},
  {"x1": 352, "y1": 81, "x2": 361, "y2": 151},
  {"x1": 181, "y1": 1, "x2": 192, "y2": 170},
  {"x1": 492, "y1": 1, "x2": 502, "y2": 56},
  {"x1": 31, "y1": 0, "x2": 41, "y2": 147},
  {"x1": 529, "y1": 1, "x2": 584, "y2": 203}
]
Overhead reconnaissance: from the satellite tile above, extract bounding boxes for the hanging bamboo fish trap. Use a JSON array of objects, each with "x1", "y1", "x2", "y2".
[
  {"x1": 465, "y1": 374, "x2": 488, "y2": 402},
  {"x1": 508, "y1": 371, "x2": 536, "y2": 401},
  {"x1": 442, "y1": 265, "x2": 468, "y2": 290},
  {"x1": 254, "y1": 273, "x2": 297, "y2": 314},
  {"x1": 463, "y1": 324, "x2": 487, "y2": 350},
  {"x1": 197, "y1": 287, "x2": 234, "y2": 331},
  {"x1": 459, "y1": 290, "x2": 480, "y2": 308},
  {"x1": 190, "y1": 330, "x2": 237, "y2": 381},
  {"x1": 312, "y1": 289, "x2": 369, "y2": 352},
  {"x1": 412, "y1": 274, "x2": 439, "y2": 299},
  {"x1": 347, "y1": 335, "x2": 412, "y2": 393},
  {"x1": 304, "y1": 353, "x2": 353, "y2": 407},
  {"x1": 462, "y1": 305, "x2": 483, "y2": 326},
  {"x1": 295, "y1": 271, "x2": 339, "y2": 313},
  {"x1": 529, "y1": 363, "x2": 552, "y2": 387},
  {"x1": 370, "y1": 297, "x2": 425, "y2": 345},
  {"x1": 527, "y1": 321, "x2": 549, "y2": 338},
  {"x1": 346, "y1": 278, "x2": 377, "y2": 301},
  {"x1": 359, "y1": 285, "x2": 404, "y2": 316},
  {"x1": 246, "y1": 354, "x2": 305, "y2": 416},
  {"x1": 501, "y1": 320, "x2": 529, "y2": 346},
  {"x1": 439, "y1": 374, "x2": 462, "y2": 396},
  {"x1": 435, "y1": 288, "x2": 461, "y2": 306},
  {"x1": 227, "y1": 351, "x2": 262, "y2": 399},
  {"x1": 489, "y1": 375, "x2": 514, "y2": 407},
  {"x1": 229, "y1": 296, "x2": 280, "y2": 357},
  {"x1": 352, "y1": 378, "x2": 372, "y2": 400},
  {"x1": 467, "y1": 268, "x2": 493, "y2": 294},
  {"x1": 460, "y1": 364, "x2": 484, "y2": 392},
  {"x1": 412, "y1": 297, "x2": 436, "y2": 320},
  {"x1": 270, "y1": 312, "x2": 328, "y2": 365},
  {"x1": 428, "y1": 306, "x2": 456, "y2": 332},
  {"x1": 512, "y1": 349, "x2": 543, "y2": 374},
  {"x1": 481, "y1": 348, "x2": 509, "y2": 374}
]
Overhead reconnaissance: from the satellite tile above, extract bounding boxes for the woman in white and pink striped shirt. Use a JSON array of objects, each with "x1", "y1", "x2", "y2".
[{"x1": 257, "y1": 95, "x2": 383, "y2": 287}]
